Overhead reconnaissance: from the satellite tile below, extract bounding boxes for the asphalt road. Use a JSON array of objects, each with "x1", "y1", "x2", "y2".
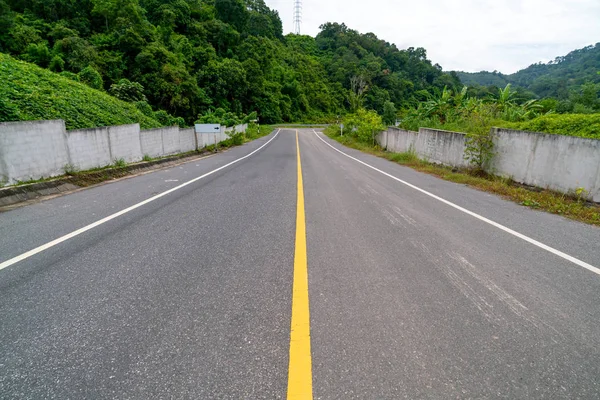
[{"x1": 1, "y1": 129, "x2": 599, "y2": 399}]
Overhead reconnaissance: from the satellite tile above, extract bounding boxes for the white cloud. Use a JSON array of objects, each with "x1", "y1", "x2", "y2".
[{"x1": 264, "y1": 0, "x2": 600, "y2": 73}]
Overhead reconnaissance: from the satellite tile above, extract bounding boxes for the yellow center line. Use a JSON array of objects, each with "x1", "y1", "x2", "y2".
[{"x1": 287, "y1": 130, "x2": 313, "y2": 400}]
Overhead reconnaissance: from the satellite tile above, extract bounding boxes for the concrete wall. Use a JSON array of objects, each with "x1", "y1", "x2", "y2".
[
  {"x1": 161, "y1": 127, "x2": 180, "y2": 155},
  {"x1": 108, "y1": 124, "x2": 142, "y2": 163},
  {"x1": 140, "y1": 126, "x2": 182, "y2": 157},
  {"x1": 0, "y1": 120, "x2": 249, "y2": 184},
  {"x1": 492, "y1": 128, "x2": 600, "y2": 202},
  {"x1": 67, "y1": 127, "x2": 111, "y2": 170},
  {"x1": 378, "y1": 127, "x2": 419, "y2": 155},
  {"x1": 179, "y1": 128, "x2": 196, "y2": 152},
  {"x1": 140, "y1": 128, "x2": 163, "y2": 158},
  {"x1": 0, "y1": 120, "x2": 69, "y2": 183},
  {"x1": 378, "y1": 126, "x2": 600, "y2": 202},
  {"x1": 381, "y1": 127, "x2": 469, "y2": 168}
]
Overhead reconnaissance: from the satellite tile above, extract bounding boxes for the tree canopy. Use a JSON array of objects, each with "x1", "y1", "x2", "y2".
[{"x1": 0, "y1": 0, "x2": 459, "y2": 124}]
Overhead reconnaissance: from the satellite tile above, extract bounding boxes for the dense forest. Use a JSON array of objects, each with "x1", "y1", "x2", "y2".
[
  {"x1": 0, "y1": 0, "x2": 459, "y2": 125},
  {"x1": 456, "y1": 44, "x2": 600, "y2": 113}
]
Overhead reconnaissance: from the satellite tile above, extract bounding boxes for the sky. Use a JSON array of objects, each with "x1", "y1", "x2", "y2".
[{"x1": 263, "y1": 0, "x2": 600, "y2": 74}]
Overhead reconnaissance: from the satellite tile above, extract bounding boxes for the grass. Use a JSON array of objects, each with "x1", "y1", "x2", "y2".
[
  {"x1": 324, "y1": 129, "x2": 600, "y2": 226},
  {"x1": 113, "y1": 158, "x2": 127, "y2": 168}
]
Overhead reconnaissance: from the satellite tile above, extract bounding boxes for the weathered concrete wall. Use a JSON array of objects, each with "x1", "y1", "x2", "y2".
[
  {"x1": 381, "y1": 127, "x2": 469, "y2": 168},
  {"x1": 1, "y1": 120, "x2": 250, "y2": 185},
  {"x1": 378, "y1": 126, "x2": 600, "y2": 202},
  {"x1": 492, "y1": 128, "x2": 600, "y2": 202},
  {"x1": 67, "y1": 127, "x2": 111, "y2": 170},
  {"x1": 0, "y1": 120, "x2": 69, "y2": 183},
  {"x1": 416, "y1": 128, "x2": 470, "y2": 168},
  {"x1": 162, "y1": 127, "x2": 180, "y2": 155},
  {"x1": 378, "y1": 127, "x2": 419, "y2": 154},
  {"x1": 140, "y1": 128, "x2": 164, "y2": 158},
  {"x1": 179, "y1": 128, "x2": 196, "y2": 152},
  {"x1": 108, "y1": 124, "x2": 142, "y2": 163}
]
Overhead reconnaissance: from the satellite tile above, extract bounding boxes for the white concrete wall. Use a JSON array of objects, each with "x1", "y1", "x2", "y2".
[
  {"x1": 179, "y1": 128, "x2": 196, "y2": 152},
  {"x1": 108, "y1": 124, "x2": 142, "y2": 163},
  {"x1": 492, "y1": 128, "x2": 600, "y2": 202},
  {"x1": 140, "y1": 128, "x2": 164, "y2": 158},
  {"x1": 0, "y1": 120, "x2": 69, "y2": 183},
  {"x1": 0, "y1": 120, "x2": 250, "y2": 184},
  {"x1": 381, "y1": 127, "x2": 469, "y2": 168},
  {"x1": 162, "y1": 127, "x2": 180, "y2": 155},
  {"x1": 416, "y1": 128, "x2": 470, "y2": 168},
  {"x1": 378, "y1": 126, "x2": 600, "y2": 202},
  {"x1": 379, "y1": 127, "x2": 419, "y2": 154},
  {"x1": 67, "y1": 127, "x2": 111, "y2": 170}
]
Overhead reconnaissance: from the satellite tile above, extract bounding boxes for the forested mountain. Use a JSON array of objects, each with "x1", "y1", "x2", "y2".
[
  {"x1": 456, "y1": 43, "x2": 600, "y2": 99},
  {"x1": 0, "y1": 0, "x2": 458, "y2": 125}
]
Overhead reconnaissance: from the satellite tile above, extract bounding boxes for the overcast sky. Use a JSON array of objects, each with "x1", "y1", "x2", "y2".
[{"x1": 264, "y1": 0, "x2": 600, "y2": 74}]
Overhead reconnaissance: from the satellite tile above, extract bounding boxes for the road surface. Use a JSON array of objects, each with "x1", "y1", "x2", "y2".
[{"x1": 1, "y1": 129, "x2": 599, "y2": 399}]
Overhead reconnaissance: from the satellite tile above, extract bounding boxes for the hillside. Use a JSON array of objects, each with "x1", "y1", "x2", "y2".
[
  {"x1": 456, "y1": 43, "x2": 600, "y2": 99},
  {"x1": 0, "y1": 0, "x2": 458, "y2": 124},
  {"x1": 0, "y1": 53, "x2": 165, "y2": 129}
]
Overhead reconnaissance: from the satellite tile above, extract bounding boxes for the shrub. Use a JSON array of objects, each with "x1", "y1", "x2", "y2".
[
  {"x1": 343, "y1": 108, "x2": 386, "y2": 144},
  {"x1": 78, "y1": 65, "x2": 103, "y2": 90},
  {"x1": 505, "y1": 113, "x2": 600, "y2": 139},
  {"x1": 109, "y1": 79, "x2": 147, "y2": 102},
  {"x1": 49, "y1": 55, "x2": 65, "y2": 72}
]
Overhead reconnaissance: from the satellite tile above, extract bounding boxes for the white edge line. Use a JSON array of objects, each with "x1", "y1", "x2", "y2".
[
  {"x1": 0, "y1": 129, "x2": 282, "y2": 271},
  {"x1": 312, "y1": 129, "x2": 600, "y2": 276}
]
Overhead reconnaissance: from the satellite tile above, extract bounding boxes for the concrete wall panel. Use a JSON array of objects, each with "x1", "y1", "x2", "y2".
[
  {"x1": 108, "y1": 124, "x2": 142, "y2": 163},
  {"x1": 493, "y1": 128, "x2": 600, "y2": 200},
  {"x1": 140, "y1": 128, "x2": 163, "y2": 158},
  {"x1": 67, "y1": 127, "x2": 111, "y2": 170},
  {"x1": 179, "y1": 128, "x2": 196, "y2": 152},
  {"x1": 162, "y1": 127, "x2": 180, "y2": 155},
  {"x1": 0, "y1": 120, "x2": 69, "y2": 183}
]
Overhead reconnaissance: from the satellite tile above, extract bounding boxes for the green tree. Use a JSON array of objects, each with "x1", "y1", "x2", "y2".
[
  {"x1": 382, "y1": 101, "x2": 396, "y2": 126},
  {"x1": 109, "y1": 79, "x2": 147, "y2": 102},
  {"x1": 79, "y1": 65, "x2": 104, "y2": 90}
]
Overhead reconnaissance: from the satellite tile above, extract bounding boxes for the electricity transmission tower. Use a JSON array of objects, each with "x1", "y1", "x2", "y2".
[{"x1": 293, "y1": 0, "x2": 302, "y2": 34}]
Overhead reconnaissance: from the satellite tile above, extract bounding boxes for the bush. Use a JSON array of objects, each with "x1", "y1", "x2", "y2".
[
  {"x1": 109, "y1": 79, "x2": 147, "y2": 102},
  {"x1": 343, "y1": 108, "x2": 386, "y2": 144},
  {"x1": 135, "y1": 101, "x2": 154, "y2": 117},
  {"x1": 505, "y1": 113, "x2": 600, "y2": 139},
  {"x1": 49, "y1": 55, "x2": 65, "y2": 72},
  {"x1": 78, "y1": 65, "x2": 103, "y2": 90}
]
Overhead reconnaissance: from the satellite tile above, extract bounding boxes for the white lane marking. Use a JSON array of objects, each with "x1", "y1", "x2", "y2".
[
  {"x1": 312, "y1": 130, "x2": 600, "y2": 276},
  {"x1": 0, "y1": 130, "x2": 282, "y2": 272}
]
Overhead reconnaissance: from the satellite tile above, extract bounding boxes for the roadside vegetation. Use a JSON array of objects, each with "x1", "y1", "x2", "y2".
[
  {"x1": 398, "y1": 84, "x2": 600, "y2": 139},
  {"x1": 0, "y1": 53, "x2": 167, "y2": 129}
]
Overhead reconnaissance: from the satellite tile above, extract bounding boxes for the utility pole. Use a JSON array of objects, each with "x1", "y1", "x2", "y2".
[{"x1": 294, "y1": 0, "x2": 302, "y2": 35}]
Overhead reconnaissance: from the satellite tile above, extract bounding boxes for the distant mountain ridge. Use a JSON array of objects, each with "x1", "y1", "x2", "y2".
[{"x1": 456, "y1": 43, "x2": 600, "y2": 98}]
